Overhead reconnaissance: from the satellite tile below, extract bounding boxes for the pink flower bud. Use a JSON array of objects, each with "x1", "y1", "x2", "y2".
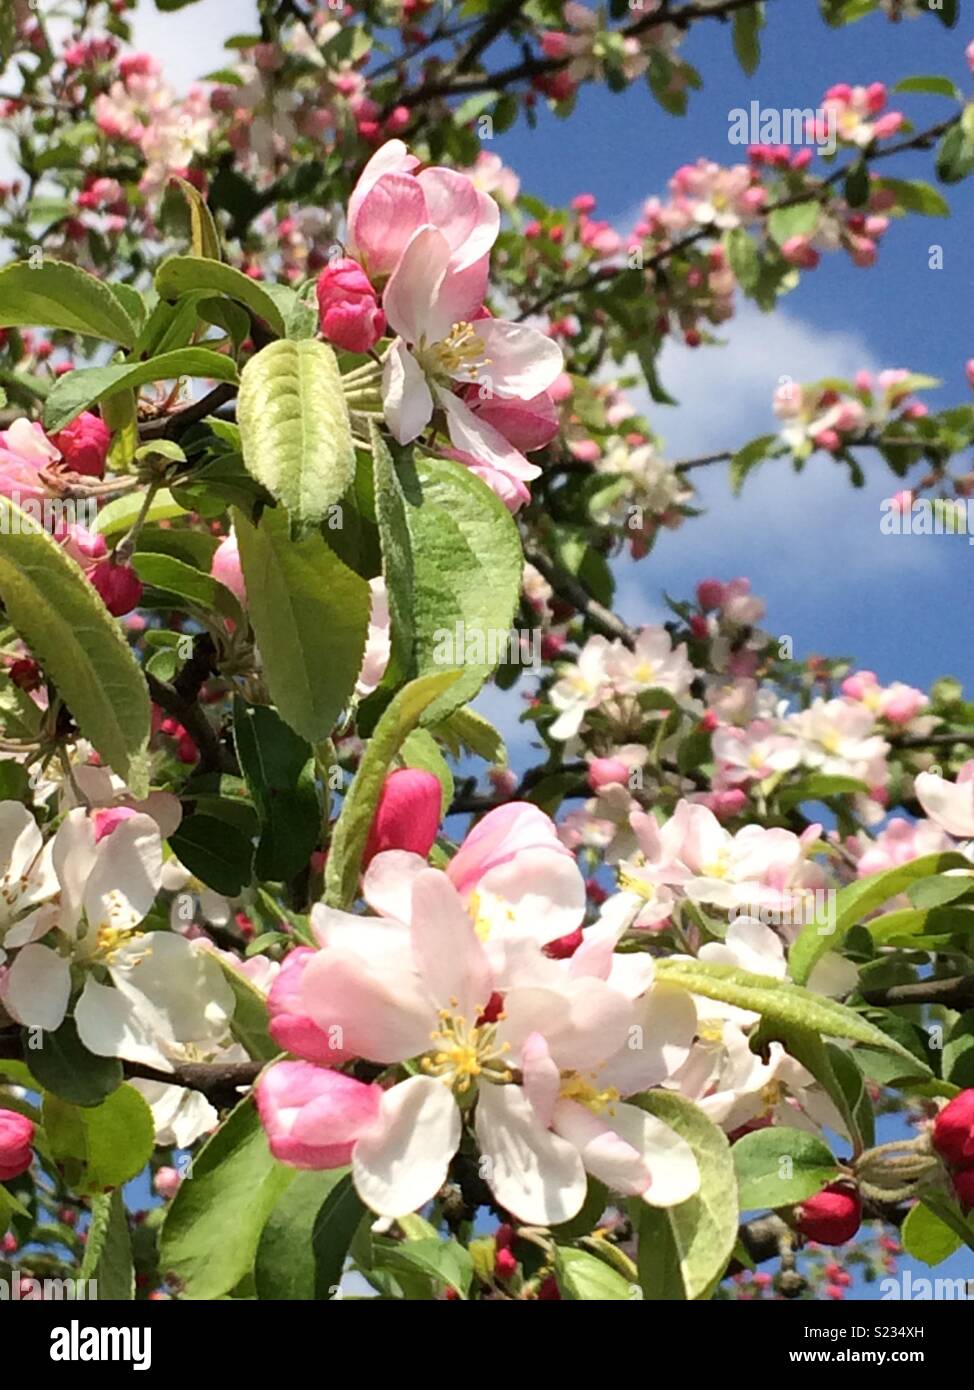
[
  {"x1": 211, "y1": 531, "x2": 247, "y2": 607},
  {"x1": 153, "y1": 1166, "x2": 182, "y2": 1200},
  {"x1": 0, "y1": 1109, "x2": 34, "y2": 1181},
  {"x1": 696, "y1": 579, "x2": 725, "y2": 611},
  {"x1": 91, "y1": 805, "x2": 138, "y2": 844},
  {"x1": 316, "y1": 258, "x2": 385, "y2": 354},
  {"x1": 780, "y1": 235, "x2": 820, "y2": 270},
  {"x1": 364, "y1": 768, "x2": 442, "y2": 865},
  {"x1": 966, "y1": 360, "x2": 974, "y2": 392},
  {"x1": 587, "y1": 757, "x2": 629, "y2": 791},
  {"x1": 268, "y1": 948, "x2": 356, "y2": 1065},
  {"x1": 539, "y1": 30, "x2": 569, "y2": 60},
  {"x1": 967, "y1": 40, "x2": 974, "y2": 76},
  {"x1": 255, "y1": 1061, "x2": 383, "y2": 1169},
  {"x1": 953, "y1": 1166, "x2": 974, "y2": 1211},
  {"x1": 89, "y1": 559, "x2": 143, "y2": 616},
  {"x1": 52, "y1": 412, "x2": 111, "y2": 478}
]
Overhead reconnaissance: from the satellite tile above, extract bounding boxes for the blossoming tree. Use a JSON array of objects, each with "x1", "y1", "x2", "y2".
[{"x1": 0, "y1": 0, "x2": 973, "y2": 1305}]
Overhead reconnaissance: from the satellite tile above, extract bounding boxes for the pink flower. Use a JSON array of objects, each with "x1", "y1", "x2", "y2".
[
  {"x1": 153, "y1": 1166, "x2": 182, "y2": 1199},
  {"x1": 211, "y1": 530, "x2": 247, "y2": 607},
  {"x1": 0, "y1": 418, "x2": 60, "y2": 504},
  {"x1": 364, "y1": 768, "x2": 442, "y2": 865},
  {"x1": 587, "y1": 757, "x2": 630, "y2": 790},
  {"x1": 256, "y1": 1062, "x2": 383, "y2": 1169},
  {"x1": 316, "y1": 258, "x2": 386, "y2": 354},
  {"x1": 346, "y1": 139, "x2": 499, "y2": 284},
  {"x1": 915, "y1": 762, "x2": 974, "y2": 839},
  {"x1": 52, "y1": 412, "x2": 110, "y2": 479},
  {"x1": 268, "y1": 947, "x2": 356, "y2": 1065},
  {"x1": 0, "y1": 1109, "x2": 34, "y2": 1181},
  {"x1": 381, "y1": 228, "x2": 563, "y2": 484},
  {"x1": 89, "y1": 560, "x2": 143, "y2": 617}
]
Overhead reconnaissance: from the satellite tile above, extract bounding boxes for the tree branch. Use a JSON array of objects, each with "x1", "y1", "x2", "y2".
[
  {"x1": 861, "y1": 976, "x2": 974, "y2": 1011},
  {"x1": 522, "y1": 538, "x2": 638, "y2": 648}
]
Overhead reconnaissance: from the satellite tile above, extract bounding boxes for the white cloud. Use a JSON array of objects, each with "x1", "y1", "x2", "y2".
[{"x1": 609, "y1": 299, "x2": 947, "y2": 628}]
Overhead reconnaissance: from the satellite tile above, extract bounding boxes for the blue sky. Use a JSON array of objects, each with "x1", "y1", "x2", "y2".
[{"x1": 9, "y1": 0, "x2": 973, "y2": 1298}]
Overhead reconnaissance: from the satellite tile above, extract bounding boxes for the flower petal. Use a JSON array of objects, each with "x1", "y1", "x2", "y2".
[
  {"x1": 471, "y1": 319, "x2": 564, "y2": 398},
  {"x1": 382, "y1": 340, "x2": 434, "y2": 445},
  {"x1": 3, "y1": 943, "x2": 70, "y2": 1031},
  {"x1": 352, "y1": 1075, "x2": 460, "y2": 1217},
  {"x1": 474, "y1": 1082, "x2": 586, "y2": 1225}
]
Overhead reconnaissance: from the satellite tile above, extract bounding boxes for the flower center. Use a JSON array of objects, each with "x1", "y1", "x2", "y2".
[
  {"x1": 617, "y1": 865, "x2": 655, "y2": 901},
  {"x1": 421, "y1": 1008, "x2": 512, "y2": 1093},
  {"x1": 559, "y1": 1072, "x2": 621, "y2": 1115},
  {"x1": 422, "y1": 322, "x2": 488, "y2": 381}
]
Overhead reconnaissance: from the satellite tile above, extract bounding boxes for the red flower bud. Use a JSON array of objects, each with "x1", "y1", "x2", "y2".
[
  {"x1": 363, "y1": 768, "x2": 442, "y2": 865},
  {"x1": 89, "y1": 559, "x2": 143, "y2": 616},
  {"x1": 316, "y1": 258, "x2": 385, "y2": 353},
  {"x1": 0, "y1": 1109, "x2": 34, "y2": 1182},
  {"x1": 53, "y1": 411, "x2": 111, "y2": 478},
  {"x1": 952, "y1": 1166, "x2": 974, "y2": 1211},
  {"x1": 793, "y1": 1182, "x2": 862, "y2": 1246},
  {"x1": 932, "y1": 1089, "x2": 974, "y2": 1168}
]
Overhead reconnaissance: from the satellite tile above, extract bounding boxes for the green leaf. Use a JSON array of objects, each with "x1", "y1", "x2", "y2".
[
  {"x1": 43, "y1": 347, "x2": 238, "y2": 433},
  {"x1": 312, "y1": 1172, "x2": 366, "y2": 1300},
  {"x1": 0, "y1": 498, "x2": 151, "y2": 793},
  {"x1": 233, "y1": 697, "x2": 320, "y2": 882},
  {"x1": 893, "y1": 76, "x2": 961, "y2": 99},
  {"x1": 723, "y1": 228, "x2": 760, "y2": 294},
  {"x1": 729, "y1": 434, "x2": 776, "y2": 494},
  {"x1": 777, "y1": 773, "x2": 867, "y2": 807},
  {"x1": 170, "y1": 176, "x2": 222, "y2": 260},
  {"x1": 907, "y1": 873, "x2": 974, "y2": 910},
  {"x1": 944, "y1": 1011, "x2": 974, "y2": 1089},
  {"x1": 168, "y1": 813, "x2": 255, "y2": 896},
  {"x1": 255, "y1": 1169, "x2": 351, "y2": 1300},
  {"x1": 25, "y1": 1017, "x2": 122, "y2": 1107},
  {"x1": 732, "y1": 1127, "x2": 840, "y2": 1211},
  {"x1": 237, "y1": 339, "x2": 354, "y2": 533},
  {"x1": 873, "y1": 177, "x2": 950, "y2": 217},
  {"x1": 324, "y1": 670, "x2": 461, "y2": 909},
  {"x1": 133, "y1": 551, "x2": 243, "y2": 625},
  {"x1": 731, "y1": 4, "x2": 763, "y2": 75},
  {"x1": 161, "y1": 1097, "x2": 296, "y2": 1299},
  {"x1": 79, "y1": 1190, "x2": 134, "y2": 1299},
  {"x1": 155, "y1": 255, "x2": 285, "y2": 336},
  {"x1": 633, "y1": 1092, "x2": 738, "y2": 1300},
  {"x1": 767, "y1": 202, "x2": 820, "y2": 247},
  {"x1": 936, "y1": 121, "x2": 974, "y2": 184},
  {"x1": 902, "y1": 1200, "x2": 964, "y2": 1267},
  {"x1": 372, "y1": 431, "x2": 522, "y2": 720},
  {"x1": 789, "y1": 851, "x2": 971, "y2": 984},
  {"x1": 372, "y1": 1234, "x2": 474, "y2": 1299},
  {"x1": 654, "y1": 958, "x2": 918, "y2": 1063},
  {"x1": 435, "y1": 705, "x2": 507, "y2": 766},
  {"x1": 555, "y1": 1247, "x2": 635, "y2": 1301},
  {"x1": 43, "y1": 1085, "x2": 154, "y2": 1195},
  {"x1": 234, "y1": 506, "x2": 370, "y2": 744},
  {"x1": 0, "y1": 259, "x2": 137, "y2": 346}
]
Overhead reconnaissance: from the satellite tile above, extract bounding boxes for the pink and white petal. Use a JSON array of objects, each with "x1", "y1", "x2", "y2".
[
  {"x1": 83, "y1": 813, "x2": 162, "y2": 935},
  {"x1": 428, "y1": 255, "x2": 490, "y2": 338},
  {"x1": 915, "y1": 771, "x2": 974, "y2": 839},
  {"x1": 470, "y1": 320, "x2": 564, "y2": 398},
  {"x1": 600, "y1": 985, "x2": 698, "y2": 1094},
  {"x1": 347, "y1": 139, "x2": 419, "y2": 230},
  {"x1": 75, "y1": 976, "x2": 174, "y2": 1070},
  {"x1": 310, "y1": 899, "x2": 413, "y2": 960},
  {"x1": 352, "y1": 1075, "x2": 461, "y2": 1217},
  {"x1": 3, "y1": 943, "x2": 70, "y2": 1031},
  {"x1": 607, "y1": 1102, "x2": 700, "y2": 1208},
  {"x1": 52, "y1": 808, "x2": 98, "y2": 935},
  {"x1": 109, "y1": 934, "x2": 233, "y2": 1046},
  {"x1": 408, "y1": 868, "x2": 492, "y2": 1017},
  {"x1": 416, "y1": 167, "x2": 493, "y2": 262},
  {"x1": 436, "y1": 388, "x2": 540, "y2": 480},
  {"x1": 382, "y1": 341, "x2": 434, "y2": 445},
  {"x1": 361, "y1": 849, "x2": 431, "y2": 924},
  {"x1": 475, "y1": 847, "x2": 585, "y2": 947},
  {"x1": 500, "y1": 979, "x2": 632, "y2": 1072},
  {"x1": 300, "y1": 947, "x2": 437, "y2": 1063},
  {"x1": 551, "y1": 1099, "x2": 652, "y2": 1197},
  {"x1": 474, "y1": 1083, "x2": 587, "y2": 1225},
  {"x1": 350, "y1": 172, "x2": 428, "y2": 279},
  {"x1": 520, "y1": 1031, "x2": 561, "y2": 1129},
  {"x1": 382, "y1": 224, "x2": 451, "y2": 343}
]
